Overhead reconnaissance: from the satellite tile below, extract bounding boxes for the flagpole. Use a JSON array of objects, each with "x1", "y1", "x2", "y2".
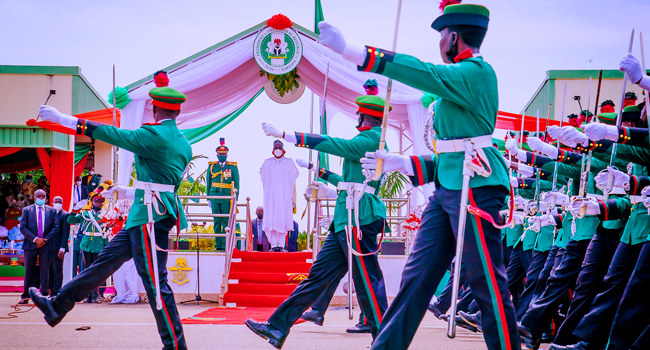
[{"x1": 112, "y1": 65, "x2": 118, "y2": 183}]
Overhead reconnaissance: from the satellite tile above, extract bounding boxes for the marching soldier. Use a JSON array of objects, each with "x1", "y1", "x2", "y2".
[
  {"x1": 206, "y1": 138, "x2": 239, "y2": 251},
  {"x1": 30, "y1": 70, "x2": 191, "y2": 350}
]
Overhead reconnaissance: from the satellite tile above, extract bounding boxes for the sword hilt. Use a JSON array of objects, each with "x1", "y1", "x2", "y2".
[{"x1": 373, "y1": 158, "x2": 384, "y2": 181}]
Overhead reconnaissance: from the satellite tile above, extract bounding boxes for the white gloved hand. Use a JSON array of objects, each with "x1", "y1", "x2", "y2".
[
  {"x1": 101, "y1": 185, "x2": 135, "y2": 200},
  {"x1": 641, "y1": 186, "x2": 650, "y2": 196},
  {"x1": 305, "y1": 182, "x2": 337, "y2": 200},
  {"x1": 583, "y1": 123, "x2": 618, "y2": 142},
  {"x1": 560, "y1": 126, "x2": 588, "y2": 148},
  {"x1": 510, "y1": 177, "x2": 520, "y2": 189},
  {"x1": 571, "y1": 199, "x2": 601, "y2": 216},
  {"x1": 546, "y1": 191, "x2": 569, "y2": 206},
  {"x1": 317, "y1": 22, "x2": 366, "y2": 66},
  {"x1": 39, "y1": 105, "x2": 78, "y2": 130},
  {"x1": 262, "y1": 122, "x2": 284, "y2": 139},
  {"x1": 620, "y1": 53, "x2": 644, "y2": 84},
  {"x1": 546, "y1": 126, "x2": 562, "y2": 140},
  {"x1": 517, "y1": 163, "x2": 534, "y2": 178},
  {"x1": 513, "y1": 213, "x2": 525, "y2": 225},
  {"x1": 319, "y1": 217, "x2": 333, "y2": 229},
  {"x1": 594, "y1": 167, "x2": 630, "y2": 190},
  {"x1": 504, "y1": 158, "x2": 512, "y2": 169},
  {"x1": 505, "y1": 137, "x2": 519, "y2": 156},
  {"x1": 361, "y1": 150, "x2": 414, "y2": 176},
  {"x1": 73, "y1": 199, "x2": 88, "y2": 211},
  {"x1": 527, "y1": 137, "x2": 558, "y2": 159},
  {"x1": 538, "y1": 214, "x2": 556, "y2": 227},
  {"x1": 513, "y1": 195, "x2": 526, "y2": 210},
  {"x1": 296, "y1": 158, "x2": 314, "y2": 170}
]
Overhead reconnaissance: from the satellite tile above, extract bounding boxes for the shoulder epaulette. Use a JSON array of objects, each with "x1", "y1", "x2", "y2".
[
  {"x1": 208, "y1": 161, "x2": 219, "y2": 165},
  {"x1": 141, "y1": 122, "x2": 161, "y2": 126},
  {"x1": 227, "y1": 161, "x2": 237, "y2": 166}
]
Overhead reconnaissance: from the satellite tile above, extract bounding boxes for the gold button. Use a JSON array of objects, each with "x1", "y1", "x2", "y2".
[
  {"x1": 368, "y1": 48, "x2": 372, "y2": 53},
  {"x1": 375, "y1": 51, "x2": 379, "y2": 56},
  {"x1": 380, "y1": 53, "x2": 384, "y2": 57}
]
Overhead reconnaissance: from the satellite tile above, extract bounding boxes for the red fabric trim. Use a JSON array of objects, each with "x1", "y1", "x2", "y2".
[
  {"x1": 26, "y1": 119, "x2": 77, "y2": 135},
  {"x1": 353, "y1": 228, "x2": 383, "y2": 323},
  {"x1": 152, "y1": 100, "x2": 182, "y2": 110},
  {"x1": 142, "y1": 122, "x2": 162, "y2": 126},
  {"x1": 36, "y1": 148, "x2": 51, "y2": 180},
  {"x1": 0, "y1": 147, "x2": 21, "y2": 157},
  {"x1": 357, "y1": 126, "x2": 372, "y2": 131},
  {"x1": 598, "y1": 199, "x2": 608, "y2": 221},
  {"x1": 74, "y1": 152, "x2": 89, "y2": 178},
  {"x1": 358, "y1": 106, "x2": 384, "y2": 118},
  {"x1": 453, "y1": 48, "x2": 474, "y2": 63},
  {"x1": 468, "y1": 190, "x2": 512, "y2": 350},
  {"x1": 411, "y1": 156, "x2": 424, "y2": 186},
  {"x1": 364, "y1": 47, "x2": 377, "y2": 72}
]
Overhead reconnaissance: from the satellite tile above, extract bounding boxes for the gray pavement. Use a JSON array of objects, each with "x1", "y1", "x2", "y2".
[{"x1": 0, "y1": 294, "x2": 550, "y2": 349}]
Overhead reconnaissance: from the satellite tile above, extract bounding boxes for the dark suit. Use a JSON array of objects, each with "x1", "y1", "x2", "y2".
[
  {"x1": 20, "y1": 204, "x2": 59, "y2": 298},
  {"x1": 285, "y1": 221, "x2": 299, "y2": 252},
  {"x1": 49, "y1": 209, "x2": 70, "y2": 295},
  {"x1": 81, "y1": 174, "x2": 101, "y2": 193},
  {"x1": 72, "y1": 184, "x2": 89, "y2": 205},
  {"x1": 251, "y1": 218, "x2": 270, "y2": 252}
]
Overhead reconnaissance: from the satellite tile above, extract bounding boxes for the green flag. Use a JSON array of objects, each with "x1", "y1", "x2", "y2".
[
  {"x1": 315, "y1": 0, "x2": 330, "y2": 183},
  {"x1": 315, "y1": 0, "x2": 324, "y2": 35}
]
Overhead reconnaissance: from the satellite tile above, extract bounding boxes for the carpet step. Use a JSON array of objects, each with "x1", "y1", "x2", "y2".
[
  {"x1": 229, "y1": 262, "x2": 312, "y2": 274},
  {"x1": 227, "y1": 283, "x2": 299, "y2": 296},
  {"x1": 232, "y1": 250, "x2": 313, "y2": 263},
  {"x1": 221, "y1": 292, "x2": 291, "y2": 308},
  {"x1": 228, "y1": 272, "x2": 309, "y2": 285}
]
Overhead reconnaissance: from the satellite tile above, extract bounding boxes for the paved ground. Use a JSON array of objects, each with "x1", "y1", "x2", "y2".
[{"x1": 0, "y1": 293, "x2": 551, "y2": 349}]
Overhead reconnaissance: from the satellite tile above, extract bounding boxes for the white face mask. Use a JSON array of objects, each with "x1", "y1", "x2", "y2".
[
  {"x1": 89, "y1": 171, "x2": 95, "y2": 175},
  {"x1": 273, "y1": 149, "x2": 283, "y2": 157},
  {"x1": 53, "y1": 203, "x2": 63, "y2": 212},
  {"x1": 76, "y1": 181, "x2": 82, "y2": 186}
]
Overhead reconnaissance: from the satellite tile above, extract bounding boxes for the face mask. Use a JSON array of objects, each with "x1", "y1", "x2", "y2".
[
  {"x1": 26, "y1": 179, "x2": 31, "y2": 183},
  {"x1": 257, "y1": 213, "x2": 263, "y2": 220},
  {"x1": 218, "y1": 155, "x2": 228, "y2": 163},
  {"x1": 76, "y1": 181, "x2": 82, "y2": 186},
  {"x1": 53, "y1": 203, "x2": 63, "y2": 212},
  {"x1": 89, "y1": 171, "x2": 95, "y2": 175},
  {"x1": 35, "y1": 199, "x2": 46, "y2": 206},
  {"x1": 273, "y1": 149, "x2": 283, "y2": 158}
]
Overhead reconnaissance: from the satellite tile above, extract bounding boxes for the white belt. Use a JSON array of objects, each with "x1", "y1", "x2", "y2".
[
  {"x1": 337, "y1": 182, "x2": 376, "y2": 195},
  {"x1": 132, "y1": 180, "x2": 175, "y2": 193},
  {"x1": 587, "y1": 193, "x2": 604, "y2": 200},
  {"x1": 83, "y1": 231, "x2": 101, "y2": 237},
  {"x1": 630, "y1": 195, "x2": 644, "y2": 204},
  {"x1": 435, "y1": 135, "x2": 493, "y2": 154}
]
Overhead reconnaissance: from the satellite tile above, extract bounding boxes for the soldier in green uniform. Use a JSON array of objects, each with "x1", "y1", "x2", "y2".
[
  {"x1": 31, "y1": 70, "x2": 191, "y2": 350},
  {"x1": 206, "y1": 138, "x2": 239, "y2": 251},
  {"x1": 245, "y1": 93, "x2": 390, "y2": 348},
  {"x1": 82, "y1": 166, "x2": 101, "y2": 193},
  {"x1": 67, "y1": 193, "x2": 107, "y2": 303}
]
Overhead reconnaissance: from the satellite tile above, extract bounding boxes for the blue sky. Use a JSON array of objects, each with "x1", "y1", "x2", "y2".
[{"x1": 2, "y1": 0, "x2": 649, "y2": 231}]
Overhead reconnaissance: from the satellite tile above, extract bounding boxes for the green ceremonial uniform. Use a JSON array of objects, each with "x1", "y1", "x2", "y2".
[
  {"x1": 294, "y1": 127, "x2": 387, "y2": 232},
  {"x1": 67, "y1": 210, "x2": 107, "y2": 253},
  {"x1": 206, "y1": 161, "x2": 239, "y2": 250},
  {"x1": 505, "y1": 224, "x2": 524, "y2": 248},
  {"x1": 534, "y1": 225, "x2": 554, "y2": 253}
]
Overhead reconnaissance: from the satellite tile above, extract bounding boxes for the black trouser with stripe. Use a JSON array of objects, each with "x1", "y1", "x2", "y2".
[
  {"x1": 553, "y1": 228, "x2": 621, "y2": 345},
  {"x1": 506, "y1": 244, "x2": 532, "y2": 306},
  {"x1": 372, "y1": 186, "x2": 520, "y2": 350},
  {"x1": 268, "y1": 219, "x2": 387, "y2": 337},
  {"x1": 309, "y1": 266, "x2": 369, "y2": 325},
  {"x1": 516, "y1": 246, "x2": 560, "y2": 320},
  {"x1": 594, "y1": 243, "x2": 650, "y2": 350},
  {"x1": 520, "y1": 238, "x2": 590, "y2": 337},
  {"x1": 52, "y1": 217, "x2": 186, "y2": 350},
  {"x1": 513, "y1": 249, "x2": 549, "y2": 320},
  {"x1": 434, "y1": 262, "x2": 468, "y2": 313},
  {"x1": 572, "y1": 241, "x2": 643, "y2": 347}
]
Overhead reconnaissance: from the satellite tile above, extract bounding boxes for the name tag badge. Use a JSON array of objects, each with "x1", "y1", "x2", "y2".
[{"x1": 224, "y1": 169, "x2": 232, "y2": 179}]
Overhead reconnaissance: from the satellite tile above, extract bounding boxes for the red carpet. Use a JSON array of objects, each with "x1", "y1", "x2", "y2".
[
  {"x1": 221, "y1": 250, "x2": 313, "y2": 307},
  {"x1": 181, "y1": 306, "x2": 306, "y2": 325},
  {"x1": 0, "y1": 276, "x2": 23, "y2": 293}
]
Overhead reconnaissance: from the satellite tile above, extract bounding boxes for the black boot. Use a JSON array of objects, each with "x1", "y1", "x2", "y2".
[
  {"x1": 518, "y1": 322, "x2": 541, "y2": 350},
  {"x1": 548, "y1": 344, "x2": 567, "y2": 350},
  {"x1": 563, "y1": 341, "x2": 592, "y2": 350},
  {"x1": 346, "y1": 323, "x2": 372, "y2": 334},
  {"x1": 427, "y1": 303, "x2": 443, "y2": 319},
  {"x1": 300, "y1": 309, "x2": 324, "y2": 326},
  {"x1": 245, "y1": 319, "x2": 287, "y2": 349},
  {"x1": 456, "y1": 310, "x2": 482, "y2": 333},
  {"x1": 29, "y1": 287, "x2": 64, "y2": 327}
]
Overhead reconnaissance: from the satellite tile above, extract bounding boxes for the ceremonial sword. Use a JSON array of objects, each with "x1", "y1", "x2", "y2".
[{"x1": 578, "y1": 71, "x2": 602, "y2": 219}]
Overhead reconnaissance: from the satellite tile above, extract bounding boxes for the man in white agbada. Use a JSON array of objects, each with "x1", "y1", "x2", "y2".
[{"x1": 259, "y1": 140, "x2": 298, "y2": 251}]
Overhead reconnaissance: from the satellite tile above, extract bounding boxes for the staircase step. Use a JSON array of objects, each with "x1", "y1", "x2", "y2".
[
  {"x1": 228, "y1": 272, "x2": 309, "y2": 285},
  {"x1": 227, "y1": 283, "x2": 299, "y2": 296},
  {"x1": 232, "y1": 250, "x2": 313, "y2": 263},
  {"x1": 222, "y1": 292, "x2": 291, "y2": 308},
  {"x1": 229, "y1": 262, "x2": 312, "y2": 274}
]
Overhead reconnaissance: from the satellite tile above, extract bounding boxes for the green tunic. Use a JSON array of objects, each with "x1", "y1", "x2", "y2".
[
  {"x1": 521, "y1": 227, "x2": 537, "y2": 251},
  {"x1": 555, "y1": 212, "x2": 573, "y2": 249},
  {"x1": 67, "y1": 210, "x2": 107, "y2": 254},
  {"x1": 293, "y1": 127, "x2": 387, "y2": 233},
  {"x1": 83, "y1": 119, "x2": 192, "y2": 230},
  {"x1": 534, "y1": 225, "x2": 554, "y2": 252},
  {"x1": 206, "y1": 161, "x2": 240, "y2": 199},
  {"x1": 621, "y1": 203, "x2": 650, "y2": 245},
  {"x1": 504, "y1": 224, "x2": 524, "y2": 248},
  {"x1": 359, "y1": 48, "x2": 508, "y2": 190}
]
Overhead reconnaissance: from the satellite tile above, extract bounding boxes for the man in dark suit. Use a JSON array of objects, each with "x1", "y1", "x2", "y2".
[
  {"x1": 81, "y1": 167, "x2": 101, "y2": 193},
  {"x1": 72, "y1": 176, "x2": 89, "y2": 207},
  {"x1": 19, "y1": 189, "x2": 59, "y2": 303},
  {"x1": 49, "y1": 196, "x2": 70, "y2": 296},
  {"x1": 251, "y1": 206, "x2": 270, "y2": 252},
  {"x1": 285, "y1": 220, "x2": 299, "y2": 252}
]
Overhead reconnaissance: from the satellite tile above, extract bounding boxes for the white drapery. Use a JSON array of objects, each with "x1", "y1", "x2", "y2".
[{"x1": 117, "y1": 28, "x2": 429, "y2": 186}]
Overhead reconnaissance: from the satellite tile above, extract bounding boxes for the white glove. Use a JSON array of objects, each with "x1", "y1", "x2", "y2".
[
  {"x1": 641, "y1": 186, "x2": 650, "y2": 196},
  {"x1": 560, "y1": 126, "x2": 588, "y2": 148},
  {"x1": 510, "y1": 177, "x2": 519, "y2": 189},
  {"x1": 296, "y1": 158, "x2": 314, "y2": 171},
  {"x1": 305, "y1": 182, "x2": 337, "y2": 200},
  {"x1": 317, "y1": 22, "x2": 366, "y2": 66},
  {"x1": 101, "y1": 185, "x2": 135, "y2": 200},
  {"x1": 505, "y1": 137, "x2": 519, "y2": 156},
  {"x1": 594, "y1": 167, "x2": 630, "y2": 190},
  {"x1": 319, "y1": 217, "x2": 333, "y2": 229},
  {"x1": 539, "y1": 214, "x2": 556, "y2": 227},
  {"x1": 261, "y1": 122, "x2": 284, "y2": 139},
  {"x1": 527, "y1": 137, "x2": 558, "y2": 159},
  {"x1": 207, "y1": 201, "x2": 212, "y2": 209},
  {"x1": 571, "y1": 199, "x2": 601, "y2": 216},
  {"x1": 546, "y1": 191, "x2": 570, "y2": 206},
  {"x1": 361, "y1": 149, "x2": 414, "y2": 176},
  {"x1": 583, "y1": 123, "x2": 618, "y2": 142},
  {"x1": 620, "y1": 53, "x2": 644, "y2": 84},
  {"x1": 38, "y1": 105, "x2": 78, "y2": 131},
  {"x1": 546, "y1": 125, "x2": 562, "y2": 140},
  {"x1": 513, "y1": 195, "x2": 526, "y2": 210},
  {"x1": 73, "y1": 199, "x2": 88, "y2": 211},
  {"x1": 513, "y1": 213, "x2": 525, "y2": 225},
  {"x1": 517, "y1": 163, "x2": 534, "y2": 178},
  {"x1": 504, "y1": 158, "x2": 511, "y2": 169}
]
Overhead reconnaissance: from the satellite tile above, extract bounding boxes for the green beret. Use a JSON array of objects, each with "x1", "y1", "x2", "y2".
[
  {"x1": 431, "y1": 4, "x2": 490, "y2": 32},
  {"x1": 356, "y1": 95, "x2": 392, "y2": 118},
  {"x1": 149, "y1": 87, "x2": 187, "y2": 110}
]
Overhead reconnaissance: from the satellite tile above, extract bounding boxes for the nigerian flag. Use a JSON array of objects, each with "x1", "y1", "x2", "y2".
[{"x1": 315, "y1": 0, "x2": 330, "y2": 183}]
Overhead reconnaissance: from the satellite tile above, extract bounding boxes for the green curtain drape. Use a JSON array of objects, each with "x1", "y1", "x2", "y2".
[
  {"x1": 181, "y1": 88, "x2": 264, "y2": 145},
  {"x1": 74, "y1": 145, "x2": 91, "y2": 164}
]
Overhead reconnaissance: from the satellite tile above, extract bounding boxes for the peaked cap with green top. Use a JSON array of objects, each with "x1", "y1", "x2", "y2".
[
  {"x1": 356, "y1": 95, "x2": 392, "y2": 118},
  {"x1": 431, "y1": 4, "x2": 490, "y2": 32},
  {"x1": 148, "y1": 70, "x2": 187, "y2": 110},
  {"x1": 598, "y1": 104, "x2": 644, "y2": 125}
]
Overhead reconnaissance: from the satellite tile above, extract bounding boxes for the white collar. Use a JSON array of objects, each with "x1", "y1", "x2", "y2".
[
  {"x1": 219, "y1": 162, "x2": 226, "y2": 167},
  {"x1": 35, "y1": 204, "x2": 45, "y2": 210},
  {"x1": 156, "y1": 118, "x2": 173, "y2": 123}
]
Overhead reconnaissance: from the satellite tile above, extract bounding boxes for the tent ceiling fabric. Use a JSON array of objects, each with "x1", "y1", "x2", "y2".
[{"x1": 117, "y1": 26, "x2": 429, "y2": 185}]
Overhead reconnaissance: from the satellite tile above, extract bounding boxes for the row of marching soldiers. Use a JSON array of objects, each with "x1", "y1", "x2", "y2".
[{"x1": 427, "y1": 65, "x2": 650, "y2": 350}]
